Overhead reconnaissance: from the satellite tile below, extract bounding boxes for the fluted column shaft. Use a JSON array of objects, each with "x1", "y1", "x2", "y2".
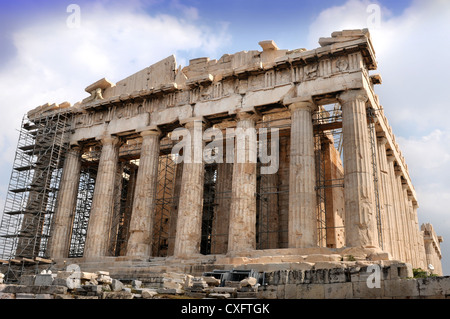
[
  {"x1": 375, "y1": 136, "x2": 393, "y2": 255},
  {"x1": 48, "y1": 146, "x2": 82, "y2": 259},
  {"x1": 228, "y1": 113, "x2": 258, "y2": 253},
  {"x1": 387, "y1": 155, "x2": 404, "y2": 260},
  {"x1": 126, "y1": 130, "x2": 161, "y2": 257},
  {"x1": 173, "y1": 120, "x2": 205, "y2": 258},
  {"x1": 394, "y1": 169, "x2": 411, "y2": 264},
  {"x1": 84, "y1": 136, "x2": 121, "y2": 258},
  {"x1": 288, "y1": 102, "x2": 317, "y2": 248},
  {"x1": 339, "y1": 90, "x2": 378, "y2": 248}
]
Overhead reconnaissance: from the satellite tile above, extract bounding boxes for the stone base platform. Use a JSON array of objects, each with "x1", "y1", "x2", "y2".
[{"x1": 51, "y1": 246, "x2": 394, "y2": 283}]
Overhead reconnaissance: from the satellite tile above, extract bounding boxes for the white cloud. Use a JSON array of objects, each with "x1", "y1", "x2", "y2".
[{"x1": 0, "y1": 1, "x2": 231, "y2": 171}]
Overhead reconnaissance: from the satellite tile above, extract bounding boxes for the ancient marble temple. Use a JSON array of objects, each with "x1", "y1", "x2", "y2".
[{"x1": 1, "y1": 29, "x2": 443, "y2": 277}]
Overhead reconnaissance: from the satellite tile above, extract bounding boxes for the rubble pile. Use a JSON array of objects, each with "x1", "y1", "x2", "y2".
[{"x1": 0, "y1": 269, "x2": 261, "y2": 299}]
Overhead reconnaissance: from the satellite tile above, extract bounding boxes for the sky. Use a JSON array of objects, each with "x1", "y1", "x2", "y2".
[{"x1": 0, "y1": 0, "x2": 449, "y2": 275}]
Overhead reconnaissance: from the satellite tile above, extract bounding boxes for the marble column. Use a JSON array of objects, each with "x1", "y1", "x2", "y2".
[
  {"x1": 84, "y1": 136, "x2": 121, "y2": 258},
  {"x1": 126, "y1": 129, "x2": 161, "y2": 257},
  {"x1": 173, "y1": 119, "x2": 205, "y2": 258},
  {"x1": 394, "y1": 168, "x2": 412, "y2": 264},
  {"x1": 288, "y1": 101, "x2": 317, "y2": 248},
  {"x1": 48, "y1": 145, "x2": 82, "y2": 259},
  {"x1": 375, "y1": 136, "x2": 394, "y2": 255},
  {"x1": 228, "y1": 112, "x2": 259, "y2": 253},
  {"x1": 386, "y1": 154, "x2": 404, "y2": 261},
  {"x1": 339, "y1": 90, "x2": 378, "y2": 248},
  {"x1": 413, "y1": 202, "x2": 427, "y2": 269}
]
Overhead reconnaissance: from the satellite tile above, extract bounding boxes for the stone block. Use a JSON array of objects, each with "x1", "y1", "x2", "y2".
[
  {"x1": 157, "y1": 288, "x2": 183, "y2": 294},
  {"x1": 203, "y1": 276, "x2": 221, "y2": 286},
  {"x1": 53, "y1": 277, "x2": 81, "y2": 290},
  {"x1": 209, "y1": 293, "x2": 230, "y2": 299},
  {"x1": 54, "y1": 294, "x2": 73, "y2": 299},
  {"x1": 239, "y1": 277, "x2": 257, "y2": 288},
  {"x1": 352, "y1": 281, "x2": 384, "y2": 299},
  {"x1": 417, "y1": 277, "x2": 450, "y2": 297},
  {"x1": 34, "y1": 274, "x2": 54, "y2": 286},
  {"x1": 297, "y1": 284, "x2": 325, "y2": 299},
  {"x1": 0, "y1": 284, "x2": 6, "y2": 292},
  {"x1": 82, "y1": 285, "x2": 103, "y2": 294},
  {"x1": 102, "y1": 291, "x2": 133, "y2": 299},
  {"x1": 324, "y1": 282, "x2": 353, "y2": 299},
  {"x1": 328, "y1": 268, "x2": 348, "y2": 283},
  {"x1": 256, "y1": 285, "x2": 277, "y2": 299},
  {"x1": 16, "y1": 293, "x2": 35, "y2": 299},
  {"x1": 141, "y1": 289, "x2": 158, "y2": 299},
  {"x1": 276, "y1": 284, "x2": 285, "y2": 298},
  {"x1": 0, "y1": 293, "x2": 15, "y2": 299},
  {"x1": 97, "y1": 275, "x2": 113, "y2": 284},
  {"x1": 74, "y1": 295, "x2": 99, "y2": 299},
  {"x1": 286, "y1": 270, "x2": 303, "y2": 284},
  {"x1": 388, "y1": 263, "x2": 413, "y2": 280},
  {"x1": 290, "y1": 262, "x2": 314, "y2": 271},
  {"x1": 36, "y1": 294, "x2": 54, "y2": 299},
  {"x1": 304, "y1": 269, "x2": 329, "y2": 284},
  {"x1": 384, "y1": 279, "x2": 419, "y2": 298},
  {"x1": 284, "y1": 284, "x2": 297, "y2": 299},
  {"x1": 81, "y1": 272, "x2": 97, "y2": 281},
  {"x1": 44, "y1": 286, "x2": 68, "y2": 294},
  {"x1": 96, "y1": 271, "x2": 109, "y2": 276},
  {"x1": 236, "y1": 291, "x2": 257, "y2": 298},
  {"x1": 212, "y1": 287, "x2": 236, "y2": 294},
  {"x1": 132, "y1": 280, "x2": 142, "y2": 288},
  {"x1": 266, "y1": 270, "x2": 289, "y2": 285},
  {"x1": 19, "y1": 275, "x2": 35, "y2": 286},
  {"x1": 111, "y1": 279, "x2": 124, "y2": 292}
]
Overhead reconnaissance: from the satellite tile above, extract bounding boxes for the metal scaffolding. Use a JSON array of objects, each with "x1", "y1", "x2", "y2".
[
  {"x1": 152, "y1": 154, "x2": 177, "y2": 257},
  {"x1": 0, "y1": 111, "x2": 71, "y2": 281},
  {"x1": 313, "y1": 104, "x2": 345, "y2": 247}
]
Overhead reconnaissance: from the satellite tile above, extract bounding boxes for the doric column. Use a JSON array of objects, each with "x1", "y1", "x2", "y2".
[
  {"x1": 386, "y1": 154, "x2": 403, "y2": 260},
  {"x1": 288, "y1": 101, "x2": 317, "y2": 248},
  {"x1": 84, "y1": 136, "x2": 121, "y2": 258},
  {"x1": 126, "y1": 129, "x2": 161, "y2": 257},
  {"x1": 394, "y1": 167, "x2": 411, "y2": 264},
  {"x1": 406, "y1": 196, "x2": 418, "y2": 267},
  {"x1": 338, "y1": 90, "x2": 378, "y2": 248},
  {"x1": 48, "y1": 145, "x2": 82, "y2": 259},
  {"x1": 413, "y1": 202, "x2": 427, "y2": 269},
  {"x1": 173, "y1": 119, "x2": 205, "y2": 258},
  {"x1": 376, "y1": 136, "x2": 393, "y2": 255},
  {"x1": 228, "y1": 112, "x2": 259, "y2": 253}
]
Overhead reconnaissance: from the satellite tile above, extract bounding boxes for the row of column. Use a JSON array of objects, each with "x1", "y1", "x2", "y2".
[
  {"x1": 375, "y1": 134, "x2": 426, "y2": 269},
  {"x1": 49, "y1": 88, "x2": 421, "y2": 260}
]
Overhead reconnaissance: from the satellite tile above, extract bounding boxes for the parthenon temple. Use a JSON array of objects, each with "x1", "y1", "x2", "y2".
[{"x1": 0, "y1": 29, "x2": 443, "y2": 282}]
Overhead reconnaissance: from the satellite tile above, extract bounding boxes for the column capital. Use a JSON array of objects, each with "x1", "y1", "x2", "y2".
[
  {"x1": 235, "y1": 111, "x2": 261, "y2": 122},
  {"x1": 137, "y1": 125, "x2": 161, "y2": 137},
  {"x1": 98, "y1": 135, "x2": 122, "y2": 146},
  {"x1": 181, "y1": 116, "x2": 207, "y2": 129},
  {"x1": 338, "y1": 89, "x2": 369, "y2": 104},
  {"x1": 140, "y1": 129, "x2": 161, "y2": 138},
  {"x1": 377, "y1": 136, "x2": 388, "y2": 145},
  {"x1": 68, "y1": 144, "x2": 82, "y2": 153},
  {"x1": 288, "y1": 100, "x2": 316, "y2": 112}
]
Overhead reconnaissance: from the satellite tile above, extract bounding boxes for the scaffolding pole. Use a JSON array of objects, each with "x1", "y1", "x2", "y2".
[{"x1": 0, "y1": 112, "x2": 71, "y2": 282}]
